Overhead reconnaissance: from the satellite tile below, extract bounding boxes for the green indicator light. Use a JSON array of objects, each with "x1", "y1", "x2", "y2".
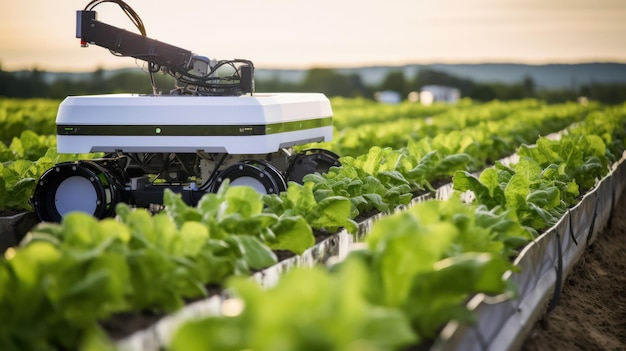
[
  {"x1": 156, "y1": 127, "x2": 162, "y2": 134},
  {"x1": 65, "y1": 127, "x2": 74, "y2": 131}
]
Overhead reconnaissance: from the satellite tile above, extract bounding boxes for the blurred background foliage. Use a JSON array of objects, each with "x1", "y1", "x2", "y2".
[{"x1": 1, "y1": 65, "x2": 626, "y2": 104}]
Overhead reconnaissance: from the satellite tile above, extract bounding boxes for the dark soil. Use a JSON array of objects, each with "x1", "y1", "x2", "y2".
[{"x1": 522, "y1": 190, "x2": 626, "y2": 351}]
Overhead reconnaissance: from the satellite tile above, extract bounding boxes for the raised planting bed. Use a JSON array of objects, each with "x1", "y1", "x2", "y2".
[
  {"x1": 432, "y1": 153, "x2": 626, "y2": 351},
  {"x1": 0, "y1": 211, "x2": 38, "y2": 254}
]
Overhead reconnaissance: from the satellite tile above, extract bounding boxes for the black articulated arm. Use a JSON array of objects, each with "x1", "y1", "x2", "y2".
[
  {"x1": 75, "y1": 0, "x2": 254, "y2": 96},
  {"x1": 76, "y1": 10, "x2": 194, "y2": 70}
]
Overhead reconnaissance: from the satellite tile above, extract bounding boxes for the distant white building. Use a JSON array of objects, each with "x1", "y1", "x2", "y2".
[
  {"x1": 374, "y1": 90, "x2": 402, "y2": 104},
  {"x1": 418, "y1": 85, "x2": 461, "y2": 105}
]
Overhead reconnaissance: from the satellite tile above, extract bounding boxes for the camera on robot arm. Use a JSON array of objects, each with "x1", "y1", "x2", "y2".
[{"x1": 79, "y1": 0, "x2": 254, "y2": 96}]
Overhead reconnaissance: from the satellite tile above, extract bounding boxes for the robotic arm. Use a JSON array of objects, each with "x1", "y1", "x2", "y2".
[{"x1": 76, "y1": 1, "x2": 254, "y2": 96}]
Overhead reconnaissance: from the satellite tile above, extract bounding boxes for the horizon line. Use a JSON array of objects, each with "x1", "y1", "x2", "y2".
[{"x1": 3, "y1": 58, "x2": 626, "y2": 73}]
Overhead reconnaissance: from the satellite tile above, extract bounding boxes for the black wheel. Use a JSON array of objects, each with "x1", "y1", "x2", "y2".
[
  {"x1": 286, "y1": 148, "x2": 341, "y2": 183},
  {"x1": 209, "y1": 160, "x2": 287, "y2": 194},
  {"x1": 31, "y1": 160, "x2": 126, "y2": 222}
]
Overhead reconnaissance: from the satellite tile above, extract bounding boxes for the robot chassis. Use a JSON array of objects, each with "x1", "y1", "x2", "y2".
[{"x1": 31, "y1": 0, "x2": 340, "y2": 222}]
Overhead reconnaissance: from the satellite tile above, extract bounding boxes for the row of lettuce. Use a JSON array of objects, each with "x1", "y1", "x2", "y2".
[
  {"x1": 0, "y1": 99, "x2": 58, "y2": 144},
  {"x1": 168, "y1": 104, "x2": 626, "y2": 350},
  {"x1": 0, "y1": 130, "x2": 97, "y2": 210},
  {"x1": 320, "y1": 98, "x2": 583, "y2": 157},
  {"x1": 0, "y1": 99, "x2": 622, "y2": 350}
]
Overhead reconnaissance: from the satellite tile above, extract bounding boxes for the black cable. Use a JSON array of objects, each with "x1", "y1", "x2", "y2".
[
  {"x1": 168, "y1": 59, "x2": 253, "y2": 82},
  {"x1": 198, "y1": 153, "x2": 228, "y2": 191},
  {"x1": 85, "y1": 0, "x2": 146, "y2": 36},
  {"x1": 568, "y1": 209, "x2": 578, "y2": 246},
  {"x1": 148, "y1": 62, "x2": 159, "y2": 94},
  {"x1": 166, "y1": 59, "x2": 254, "y2": 96},
  {"x1": 547, "y1": 231, "x2": 564, "y2": 313}
]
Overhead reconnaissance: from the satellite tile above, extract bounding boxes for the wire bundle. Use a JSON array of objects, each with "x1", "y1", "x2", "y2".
[{"x1": 82, "y1": 0, "x2": 253, "y2": 96}]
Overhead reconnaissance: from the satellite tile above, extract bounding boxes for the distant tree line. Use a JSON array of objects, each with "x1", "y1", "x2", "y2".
[
  {"x1": 1, "y1": 65, "x2": 626, "y2": 104},
  {"x1": 0, "y1": 67, "x2": 176, "y2": 99}
]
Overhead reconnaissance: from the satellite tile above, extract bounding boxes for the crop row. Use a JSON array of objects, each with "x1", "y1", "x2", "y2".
[
  {"x1": 302, "y1": 101, "x2": 592, "y2": 220},
  {"x1": 322, "y1": 99, "x2": 589, "y2": 157},
  {"x1": 0, "y1": 99, "x2": 58, "y2": 143}
]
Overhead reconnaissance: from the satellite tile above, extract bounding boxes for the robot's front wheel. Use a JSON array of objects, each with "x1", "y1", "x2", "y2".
[
  {"x1": 209, "y1": 160, "x2": 287, "y2": 194},
  {"x1": 31, "y1": 160, "x2": 126, "y2": 222},
  {"x1": 287, "y1": 148, "x2": 341, "y2": 184}
]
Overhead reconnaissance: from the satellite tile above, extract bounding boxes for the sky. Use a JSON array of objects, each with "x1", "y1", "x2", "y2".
[{"x1": 1, "y1": 0, "x2": 626, "y2": 72}]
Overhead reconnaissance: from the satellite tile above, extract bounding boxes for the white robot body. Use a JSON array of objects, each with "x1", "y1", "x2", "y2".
[{"x1": 56, "y1": 93, "x2": 333, "y2": 154}]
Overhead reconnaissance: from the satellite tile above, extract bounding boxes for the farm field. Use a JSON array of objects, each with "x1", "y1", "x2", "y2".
[{"x1": 1, "y1": 97, "x2": 625, "y2": 350}]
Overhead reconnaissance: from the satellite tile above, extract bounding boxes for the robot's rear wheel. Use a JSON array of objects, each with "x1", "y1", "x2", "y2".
[{"x1": 209, "y1": 160, "x2": 287, "y2": 194}]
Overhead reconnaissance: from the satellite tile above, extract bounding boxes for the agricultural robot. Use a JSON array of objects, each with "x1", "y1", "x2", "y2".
[{"x1": 31, "y1": 0, "x2": 340, "y2": 222}]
